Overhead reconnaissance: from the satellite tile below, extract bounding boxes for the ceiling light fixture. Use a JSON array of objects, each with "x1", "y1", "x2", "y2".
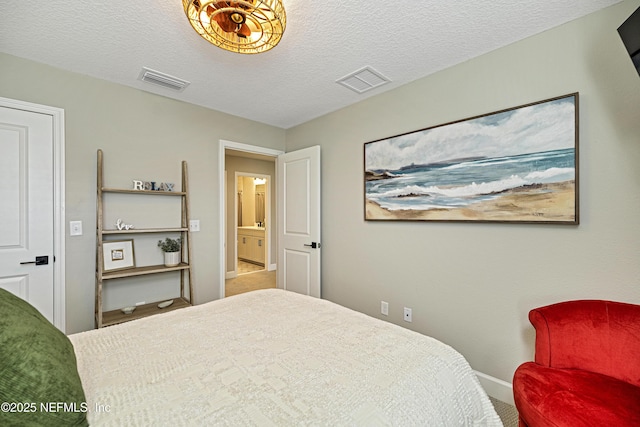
[{"x1": 182, "y1": 0, "x2": 286, "y2": 54}]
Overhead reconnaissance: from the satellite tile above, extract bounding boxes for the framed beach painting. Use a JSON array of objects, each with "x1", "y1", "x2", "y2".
[{"x1": 364, "y1": 93, "x2": 579, "y2": 224}]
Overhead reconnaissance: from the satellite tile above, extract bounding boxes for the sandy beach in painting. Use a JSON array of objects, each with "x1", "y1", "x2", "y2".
[{"x1": 365, "y1": 181, "x2": 576, "y2": 222}]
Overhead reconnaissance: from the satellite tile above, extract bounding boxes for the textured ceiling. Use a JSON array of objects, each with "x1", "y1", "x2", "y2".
[{"x1": 0, "y1": 1, "x2": 620, "y2": 129}]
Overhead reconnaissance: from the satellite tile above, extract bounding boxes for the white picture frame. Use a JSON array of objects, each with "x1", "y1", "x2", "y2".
[{"x1": 102, "y1": 239, "x2": 136, "y2": 272}]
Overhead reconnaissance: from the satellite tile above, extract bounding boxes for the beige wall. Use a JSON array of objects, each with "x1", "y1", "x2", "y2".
[
  {"x1": 286, "y1": 0, "x2": 640, "y2": 387},
  {"x1": 0, "y1": 53, "x2": 285, "y2": 334}
]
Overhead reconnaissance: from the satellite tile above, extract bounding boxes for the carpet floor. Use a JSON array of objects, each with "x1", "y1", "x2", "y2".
[{"x1": 490, "y1": 396, "x2": 519, "y2": 426}]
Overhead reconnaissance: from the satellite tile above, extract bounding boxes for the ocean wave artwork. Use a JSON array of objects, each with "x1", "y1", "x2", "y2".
[{"x1": 364, "y1": 94, "x2": 579, "y2": 223}]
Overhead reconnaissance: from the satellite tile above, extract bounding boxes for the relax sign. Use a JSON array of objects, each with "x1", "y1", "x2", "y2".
[{"x1": 132, "y1": 180, "x2": 175, "y2": 192}]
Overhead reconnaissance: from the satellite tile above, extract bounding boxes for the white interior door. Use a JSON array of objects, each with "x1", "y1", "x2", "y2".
[
  {"x1": 0, "y1": 106, "x2": 55, "y2": 322},
  {"x1": 277, "y1": 146, "x2": 321, "y2": 297}
]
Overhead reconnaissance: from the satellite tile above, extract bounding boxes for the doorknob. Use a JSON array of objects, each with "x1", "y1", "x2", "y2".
[
  {"x1": 304, "y1": 242, "x2": 321, "y2": 249},
  {"x1": 20, "y1": 256, "x2": 49, "y2": 265}
]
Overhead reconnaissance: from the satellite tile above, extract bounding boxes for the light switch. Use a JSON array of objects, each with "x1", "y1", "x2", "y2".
[
  {"x1": 70, "y1": 220, "x2": 83, "y2": 236},
  {"x1": 189, "y1": 219, "x2": 200, "y2": 232}
]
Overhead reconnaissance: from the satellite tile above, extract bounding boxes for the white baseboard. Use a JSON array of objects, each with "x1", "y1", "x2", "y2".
[
  {"x1": 474, "y1": 370, "x2": 514, "y2": 406},
  {"x1": 268, "y1": 263, "x2": 277, "y2": 271}
]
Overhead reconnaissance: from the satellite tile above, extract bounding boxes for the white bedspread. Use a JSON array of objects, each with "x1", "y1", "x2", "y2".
[{"x1": 70, "y1": 289, "x2": 502, "y2": 426}]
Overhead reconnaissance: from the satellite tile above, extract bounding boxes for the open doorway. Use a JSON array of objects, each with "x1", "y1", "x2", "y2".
[
  {"x1": 236, "y1": 173, "x2": 269, "y2": 275},
  {"x1": 220, "y1": 141, "x2": 283, "y2": 298}
]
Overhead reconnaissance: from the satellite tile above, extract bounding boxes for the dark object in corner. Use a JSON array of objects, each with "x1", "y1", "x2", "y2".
[{"x1": 618, "y1": 6, "x2": 640, "y2": 76}]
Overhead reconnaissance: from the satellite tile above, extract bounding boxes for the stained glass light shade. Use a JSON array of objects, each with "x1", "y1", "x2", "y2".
[{"x1": 183, "y1": 0, "x2": 286, "y2": 54}]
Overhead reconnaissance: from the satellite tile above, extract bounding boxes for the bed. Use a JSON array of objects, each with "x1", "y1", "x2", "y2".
[{"x1": 1, "y1": 288, "x2": 502, "y2": 426}]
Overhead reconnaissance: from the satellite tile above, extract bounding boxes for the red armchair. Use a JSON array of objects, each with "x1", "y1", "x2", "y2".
[{"x1": 513, "y1": 300, "x2": 640, "y2": 427}]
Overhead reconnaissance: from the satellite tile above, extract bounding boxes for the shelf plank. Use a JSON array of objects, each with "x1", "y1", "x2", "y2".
[
  {"x1": 102, "y1": 263, "x2": 190, "y2": 279},
  {"x1": 102, "y1": 227, "x2": 188, "y2": 235},
  {"x1": 102, "y1": 187, "x2": 186, "y2": 196},
  {"x1": 101, "y1": 297, "x2": 191, "y2": 327}
]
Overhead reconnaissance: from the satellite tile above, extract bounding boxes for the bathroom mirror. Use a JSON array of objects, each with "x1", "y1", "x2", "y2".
[{"x1": 237, "y1": 176, "x2": 266, "y2": 227}]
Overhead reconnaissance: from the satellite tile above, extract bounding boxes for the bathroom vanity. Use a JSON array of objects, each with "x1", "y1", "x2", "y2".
[{"x1": 237, "y1": 226, "x2": 266, "y2": 265}]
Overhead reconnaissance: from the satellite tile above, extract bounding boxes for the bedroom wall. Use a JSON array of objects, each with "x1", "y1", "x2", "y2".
[
  {"x1": 0, "y1": 53, "x2": 286, "y2": 334},
  {"x1": 285, "y1": 0, "x2": 640, "y2": 396}
]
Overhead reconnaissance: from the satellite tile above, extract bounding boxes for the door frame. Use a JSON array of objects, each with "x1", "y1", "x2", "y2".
[
  {"x1": 218, "y1": 140, "x2": 283, "y2": 298},
  {"x1": 0, "y1": 96, "x2": 66, "y2": 331}
]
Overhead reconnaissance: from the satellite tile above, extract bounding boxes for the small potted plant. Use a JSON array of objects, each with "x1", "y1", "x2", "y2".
[{"x1": 158, "y1": 237, "x2": 181, "y2": 267}]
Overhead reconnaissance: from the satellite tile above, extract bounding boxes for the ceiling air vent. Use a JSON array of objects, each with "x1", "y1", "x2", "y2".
[
  {"x1": 138, "y1": 67, "x2": 190, "y2": 92},
  {"x1": 336, "y1": 66, "x2": 390, "y2": 94}
]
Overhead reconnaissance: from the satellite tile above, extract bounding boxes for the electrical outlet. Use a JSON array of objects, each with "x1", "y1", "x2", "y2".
[
  {"x1": 404, "y1": 307, "x2": 412, "y2": 322},
  {"x1": 381, "y1": 301, "x2": 389, "y2": 316},
  {"x1": 189, "y1": 219, "x2": 200, "y2": 232}
]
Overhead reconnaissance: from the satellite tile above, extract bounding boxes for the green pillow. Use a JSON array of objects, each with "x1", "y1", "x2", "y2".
[{"x1": 0, "y1": 289, "x2": 88, "y2": 426}]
